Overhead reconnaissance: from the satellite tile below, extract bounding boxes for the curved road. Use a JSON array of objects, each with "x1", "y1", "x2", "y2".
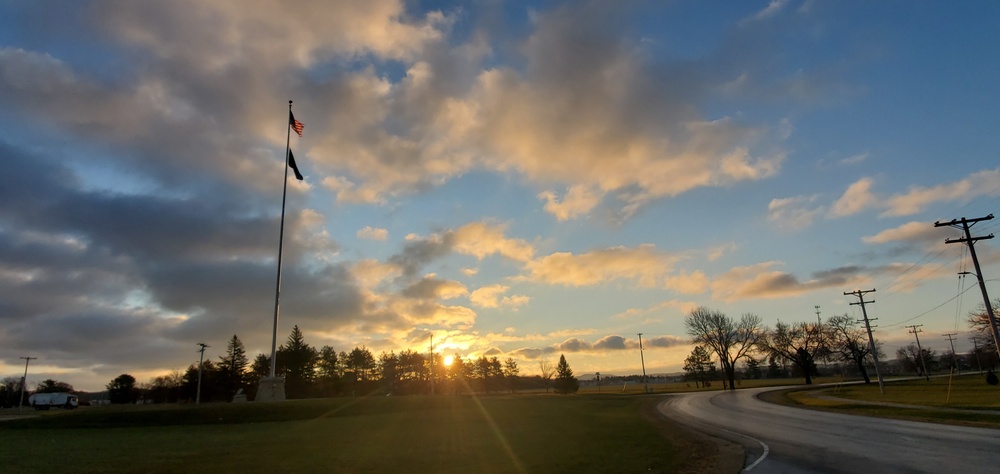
[{"x1": 658, "y1": 387, "x2": 998, "y2": 473}]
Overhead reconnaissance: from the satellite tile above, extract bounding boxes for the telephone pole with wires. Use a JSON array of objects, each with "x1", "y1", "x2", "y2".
[
  {"x1": 637, "y1": 333, "x2": 648, "y2": 393},
  {"x1": 943, "y1": 333, "x2": 958, "y2": 372},
  {"x1": 905, "y1": 325, "x2": 930, "y2": 381},
  {"x1": 935, "y1": 214, "x2": 999, "y2": 361},
  {"x1": 845, "y1": 289, "x2": 884, "y2": 394},
  {"x1": 196, "y1": 343, "x2": 209, "y2": 404}
]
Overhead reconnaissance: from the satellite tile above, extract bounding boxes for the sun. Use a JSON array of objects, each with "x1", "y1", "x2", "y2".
[{"x1": 443, "y1": 355, "x2": 454, "y2": 366}]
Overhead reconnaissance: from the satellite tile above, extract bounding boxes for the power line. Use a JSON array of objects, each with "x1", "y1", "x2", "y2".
[{"x1": 882, "y1": 284, "x2": 979, "y2": 328}]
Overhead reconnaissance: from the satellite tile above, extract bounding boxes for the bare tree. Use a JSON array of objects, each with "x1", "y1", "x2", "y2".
[
  {"x1": 758, "y1": 321, "x2": 828, "y2": 385},
  {"x1": 967, "y1": 298, "x2": 1000, "y2": 365},
  {"x1": 539, "y1": 360, "x2": 555, "y2": 392},
  {"x1": 685, "y1": 307, "x2": 763, "y2": 391},
  {"x1": 826, "y1": 314, "x2": 881, "y2": 383}
]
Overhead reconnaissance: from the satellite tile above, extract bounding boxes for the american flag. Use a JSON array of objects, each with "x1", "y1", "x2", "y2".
[{"x1": 289, "y1": 111, "x2": 304, "y2": 137}]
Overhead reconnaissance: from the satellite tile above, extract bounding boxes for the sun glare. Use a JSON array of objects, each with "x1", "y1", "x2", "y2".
[{"x1": 443, "y1": 355, "x2": 454, "y2": 366}]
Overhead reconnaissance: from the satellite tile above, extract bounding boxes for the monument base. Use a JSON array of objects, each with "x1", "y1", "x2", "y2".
[{"x1": 255, "y1": 376, "x2": 286, "y2": 402}]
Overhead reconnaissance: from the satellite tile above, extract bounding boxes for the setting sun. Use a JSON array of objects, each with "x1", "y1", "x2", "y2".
[{"x1": 443, "y1": 355, "x2": 454, "y2": 366}]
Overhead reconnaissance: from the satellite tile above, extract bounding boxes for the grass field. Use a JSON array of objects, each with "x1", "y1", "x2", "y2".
[
  {"x1": 770, "y1": 373, "x2": 1000, "y2": 428},
  {"x1": 0, "y1": 394, "x2": 705, "y2": 473}
]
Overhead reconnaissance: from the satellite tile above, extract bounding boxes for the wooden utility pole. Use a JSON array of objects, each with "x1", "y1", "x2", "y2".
[
  {"x1": 18, "y1": 356, "x2": 36, "y2": 410},
  {"x1": 905, "y1": 325, "x2": 929, "y2": 381},
  {"x1": 970, "y1": 336, "x2": 984, "y2": 373},
  {"x1": 935, "y1": 215, "x2": 999, "y2": 360},
  {"x1": 845, "y1": 289, "x2": 884, "y2": 394},
  {"x1": 196, "y1": 343, "x2": 209, "y2": 404},
  {"x1": 943, "y1": 333, "x2": 958, "y2": 372},
  {"x1": 637, "y1": 333, "x2": 648, "y2": 393}
]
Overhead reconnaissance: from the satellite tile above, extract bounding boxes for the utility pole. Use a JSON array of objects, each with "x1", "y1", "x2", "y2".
[
  {"x1": 970, "y1": 336, "x2": 984, "y2": 374},
  {"x1": 905, "y1": 325, "x2": 930, "y2": 381},
  {"x1": 943, "y1": 333, "x2": 958, "y2": 372},
  {"x1": 637, "y1": 333, "x2": 648, "y2": 393},
  {"x1": 196, "y1": 343, "x2": 209, "y2": 404},
  {"x1": 429, "y1": 333, "x2": 434, "y2": 396},
  {"x1": 845, "y1": 289, "x2": 884, "y2": 394},
  {"x1": 18, "y1": 356, "x2": 36, "y2": 411},
  {"x1": 935, "y1": 215, "x2": 999, "y2": 360},
  {"x1": 815, "y1": 305, "x2": 822, "y2": 326}
]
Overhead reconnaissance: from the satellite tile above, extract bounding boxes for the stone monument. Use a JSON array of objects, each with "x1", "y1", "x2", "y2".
[{"x1": 255, "y1": 376, "x2": 286, "y2": 402}]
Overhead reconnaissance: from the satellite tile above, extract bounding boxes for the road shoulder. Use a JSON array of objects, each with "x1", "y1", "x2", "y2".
[{"x1": 642, "y1": 396, "x2": 745, "y2": 474}]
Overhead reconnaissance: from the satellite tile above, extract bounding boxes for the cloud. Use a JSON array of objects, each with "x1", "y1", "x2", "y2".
[
  {"x1": 742, "y1": 0, "x2": 792, "y2": 24},
  {"x1": 357, "y1": 226, "x2": 389, "y2": 241},
  {"x1": 829, "y1": 177, "x2": 877, "y2": 218},
  {"x1": 862, "y1": 221, "x2": 953, "y2": 245},
  {"x1": 525, "y1": 244, "x2": 675, "y2": 287},
  {"x1": 401, "y1": 275, "x2": 468, "y2": 300},
  {"x1": 839, "y1": 152, "x2": 868, "y2": 166},
  {"x1": 507, "y1": 333, "x2": 686, "y2": 359},
  {"x1": 664, "y1": 271, "x2": 710, "y2": 295},
  {"x1": 710, "y1": 261, "x2": 868, "y2": 301},
  {"x1": 706, "y1": 242, "x2": 737, "y2": 262},
  {"x1": 538, "y1": 185, "x2": 603, "y2": 220},
  {"x1": 389, "y1": 221, "x2": 534, "y2": 276},
  {"x1": 768, "y1": 195, "x2": 823, "y2": 230},
  {"x1": 469, "y1": 285, "x2": 529, "y2": 309},
  {"x1": 882, "y1": 169, "x2": 1000, "y2": 217},
  {"x1": 820, "y1": 170, "x2": 1000, "y2": 219},
  {"x1": 451, "y1": 222, "x2": 535, "y2": 262}
]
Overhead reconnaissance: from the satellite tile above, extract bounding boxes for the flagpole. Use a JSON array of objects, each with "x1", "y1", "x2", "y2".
[{"x1": 269, "y1": 100, "x2": 293, "y2": 379}]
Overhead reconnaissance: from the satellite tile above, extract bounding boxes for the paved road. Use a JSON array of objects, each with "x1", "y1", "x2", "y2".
[{"x1": 658, "y1": 387, "x2": 999, "y2": 473}]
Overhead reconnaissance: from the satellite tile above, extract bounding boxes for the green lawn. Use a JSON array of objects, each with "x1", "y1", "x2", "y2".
[
  {"x1": 0, "y1": 394, "x2": 695, "y2": 473},
  {"x1": 773, "y1": 373, "x2": 1000, "y2": 428},
  {"x1": 812, "y1": 373, "x2": 1000, "y2": 408}
]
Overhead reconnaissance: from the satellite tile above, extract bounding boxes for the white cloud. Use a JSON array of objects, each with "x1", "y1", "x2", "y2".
[
  {"x1": 357, "y1": 226, "x2": 389, "y2": 241},
  {"x1": 538, "y1": 185, "x2": 603, "y2": 221},
  {"x1": 525, "y1": 244, "x2": 675, "y2": 287},
  {"x1": 768, "y1": 195, "x2": 823, "y2": 230},
  {"x1": 829, "y1": 177, "x2": 877, "y2": 218},
  {"x1": 469, "y1": 285, "x2": 529, "y2": 310},
  {"x1": 862, "y1": 221, "x2": 953, "y2": 245},
  {"x1": 882, "y1": 169, "x2": 1000, "y2": 217}
]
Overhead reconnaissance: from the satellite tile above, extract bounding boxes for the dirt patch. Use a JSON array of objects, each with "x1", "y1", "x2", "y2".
[{"x1": 641, "y1": 397, "x2": 745, "y2": 474}]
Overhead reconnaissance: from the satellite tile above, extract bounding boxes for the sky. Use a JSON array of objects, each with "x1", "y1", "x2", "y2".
[{"x1": 2, "y1": 0, "x2": 1000, "y2": 392}]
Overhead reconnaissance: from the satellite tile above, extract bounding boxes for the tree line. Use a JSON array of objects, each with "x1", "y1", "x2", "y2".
[
  {"x1": 88, "y1": 325, "x2": 580, "y2": 404},
  {"x1": 683, "y1": 301, "x2": 999, "y2": 389}
]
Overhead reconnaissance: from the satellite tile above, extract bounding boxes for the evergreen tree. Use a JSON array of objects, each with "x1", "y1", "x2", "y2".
[
  {"x1": 182, "y1": 360, "x2": 219, "y2": 402},
  {"x1": 553, "y1": 354, "x2": 579, "y2": 394},
  {"x1": 316, "y1": 345, "x2": 340, "y2": 397},
  {"x1": 217, "y1": 334, "x2": 249, "y2": 400},
  {"x1": 683, "y1": 346, "x2": 713, "y2": 388},
  {"x1": 277, "y1": 325, "x2": 318, "y2": 399}
]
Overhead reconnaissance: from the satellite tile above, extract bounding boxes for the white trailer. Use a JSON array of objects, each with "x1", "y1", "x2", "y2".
[{"x1": 28, "y1": 392, "x2": 79, "y2": 410}]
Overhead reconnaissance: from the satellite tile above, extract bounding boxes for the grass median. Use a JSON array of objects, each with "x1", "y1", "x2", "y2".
[{"x1": 0, "y1": 394, "x2": 712, "y2": 473}]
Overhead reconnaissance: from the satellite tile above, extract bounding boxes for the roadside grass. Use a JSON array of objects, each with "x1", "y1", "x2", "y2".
[
  {"x1": 765, "y1": 373, "x2": 1000, "y2": 429},
  {"x1": 0, "y1": 394, "x2": 692, "y2": 473}
]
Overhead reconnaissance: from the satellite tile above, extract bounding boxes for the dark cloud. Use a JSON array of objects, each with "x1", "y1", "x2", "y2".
[
  {"x1": 388, "y1": 234, "x2": 456, "y2": 277},
  {"x1": 593, "y1": 335, "x2": 629, "y2": 350}
]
